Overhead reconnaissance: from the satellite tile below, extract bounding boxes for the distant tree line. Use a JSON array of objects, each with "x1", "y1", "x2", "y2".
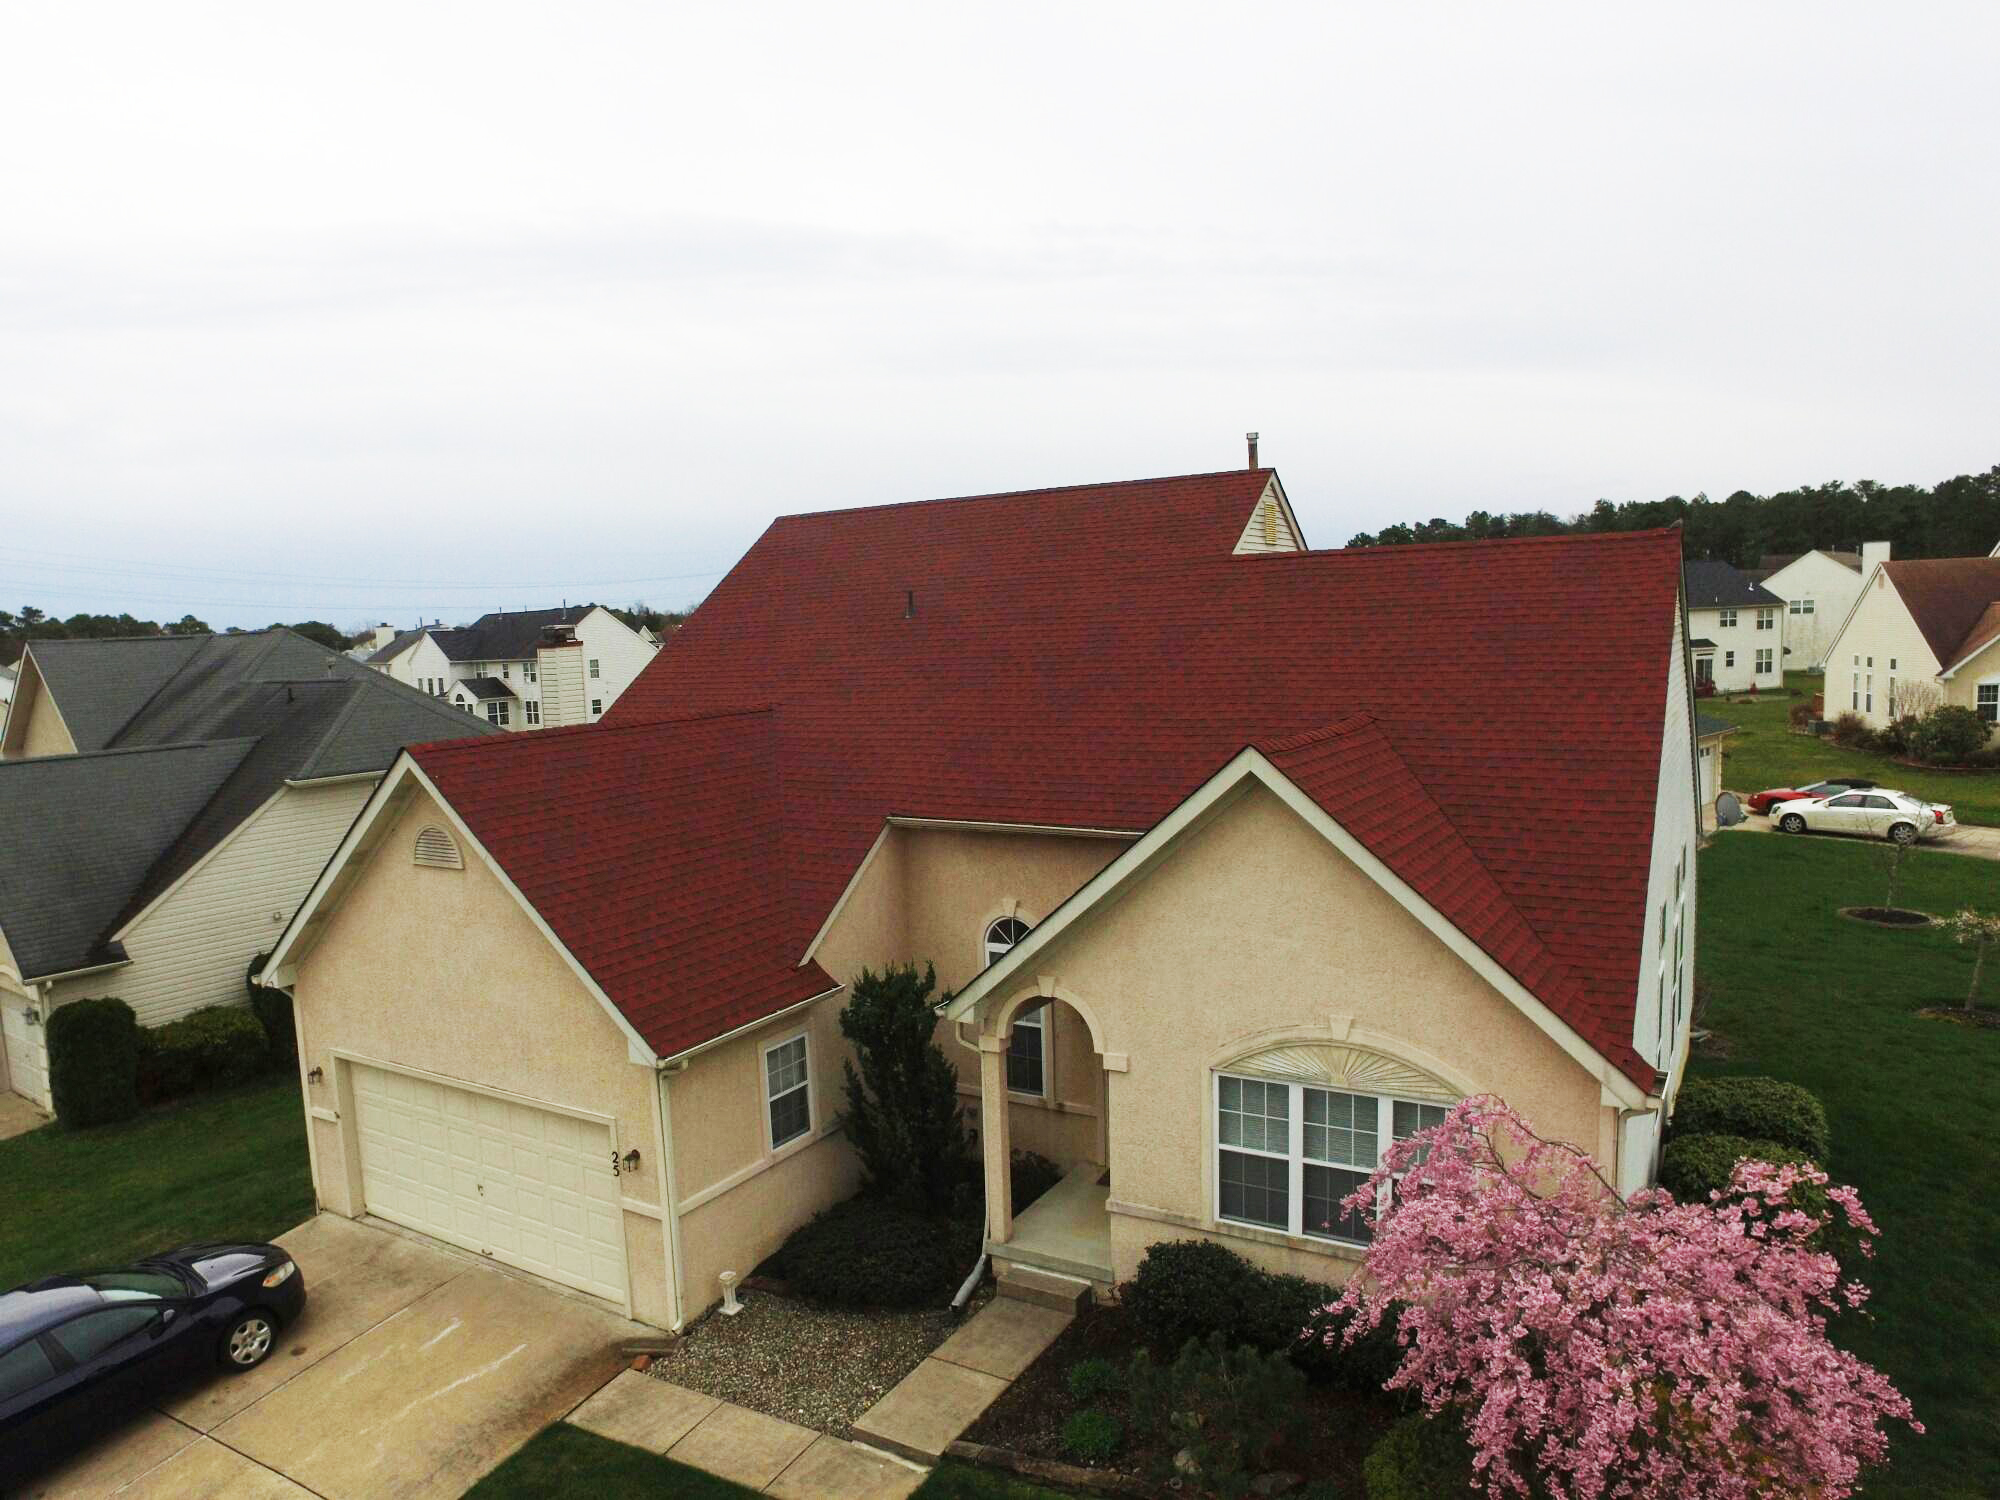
[
  {"x1": 1344, "y1": 465, "x2": 2000, "y2": 566},
  {"x1": 0, "y1": 607, "x2": 356, "y2": 664}
]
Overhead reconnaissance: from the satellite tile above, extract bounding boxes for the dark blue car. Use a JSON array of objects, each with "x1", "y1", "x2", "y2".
[{"x1": 0, "y1": 1242, "x2": 306, "y2": 1483}]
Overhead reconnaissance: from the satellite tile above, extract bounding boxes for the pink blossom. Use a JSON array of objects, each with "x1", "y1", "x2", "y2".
[{"x1": 1324, "y1": 1096, "x2": 1920, "y2": 1499}]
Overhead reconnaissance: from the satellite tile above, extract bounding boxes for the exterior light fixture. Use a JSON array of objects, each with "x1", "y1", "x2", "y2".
[
  {"x1": 621, "y1": 1149, "x2": 642, "y2": 1174},
  {"x1": 307, "y1": 1067, "x2": 324, "y2": 1084}
]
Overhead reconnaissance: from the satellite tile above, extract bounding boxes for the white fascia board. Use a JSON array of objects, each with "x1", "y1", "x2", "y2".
[
  {"x1": 1265, "y1": 472, "x2": 1308, "y2": 550},
  {"x1": 262, "y1": 755, "x2": 661, "y2": 1066},
  {"x1": 658, "y1": 983, "x2": 845, "y2": 1068},
  {"x1": 1939, "y1": 629, "x2": 2000, "y2": 679},
  {"x1": 944, "y1": 748, "x2": 1651, "y2": 1110},
  {"x1": 108, "y1": 784, "x2": 292, "y2": 942}
]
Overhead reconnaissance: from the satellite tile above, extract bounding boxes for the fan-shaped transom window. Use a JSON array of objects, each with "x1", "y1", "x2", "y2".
[
  {"x1": 984, "y1": 916, "x2": 1030, "y2": 963},
  {"x1": 413, "y1": 825, "x2": 463, "y2": 870}
]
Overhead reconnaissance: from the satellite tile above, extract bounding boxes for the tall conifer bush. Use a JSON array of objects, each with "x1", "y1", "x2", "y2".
[{"x1": 839, "y1": 963, "x2": 973, "y2": 1212}]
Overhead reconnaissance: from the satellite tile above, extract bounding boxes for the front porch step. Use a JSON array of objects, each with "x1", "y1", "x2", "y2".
[{"x1": 995, "y1": 1263, "x2": 1091, "y2": 1314}]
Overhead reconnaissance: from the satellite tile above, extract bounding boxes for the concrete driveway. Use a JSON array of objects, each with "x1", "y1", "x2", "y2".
[{"x1": 25, "y1": 1214, "x2": 649, "y2": 1499}]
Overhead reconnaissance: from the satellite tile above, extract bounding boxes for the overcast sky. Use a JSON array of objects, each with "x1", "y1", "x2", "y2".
[{"x1": 1, "y1": 4, "x2": 1993, "y2": 631}]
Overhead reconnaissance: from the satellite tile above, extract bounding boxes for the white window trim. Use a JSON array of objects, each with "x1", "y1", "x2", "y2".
[
  {"x1": 1977, "y1": 678, "x2": 2000, "y2": 724},
  {"x1": 1211, "y1": 1072, "x2": 1445, "y2": 1249},
  {"x1": 761, "y1": 1029, "x2": 813, "y2": 1154}
]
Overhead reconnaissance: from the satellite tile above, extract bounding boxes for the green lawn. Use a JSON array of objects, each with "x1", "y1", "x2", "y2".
[
  {"x1": 1709, "y1": 671, "x2": 2000, "y2": 826},
  {"x1": 466, "y1": 1426, "x2": 1079, "y2": 1499},
  {"x1": 0, "y1": 1075, "x2": 314, "y2": 1289},
  {"x1": 1694, "y1": 834, "x2": 1998, "y2": 1500}
]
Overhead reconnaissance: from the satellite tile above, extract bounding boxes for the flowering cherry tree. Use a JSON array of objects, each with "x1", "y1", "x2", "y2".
[{"x1": 1327, "y1": 1096, "x2": 1920, "y2": 1499}]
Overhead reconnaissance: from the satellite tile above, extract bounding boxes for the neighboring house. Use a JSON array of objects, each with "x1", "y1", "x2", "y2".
[
  {"x1": 259, "y1": 468, "x2": 1695, "y2": 1333},
  {"x1": 0, "y1": 662, "x2": 14, "y2": 713},
  {"x1": 1821, "y1": 556, "x2": 2000, "y2": 737},
  {"x1": 1754, "y1": 545, "x2": 1888, "y2": 670},
  {"x1": 1695, "y1": 714, "x2": 1736, "y2": 811},
  {"x1": 365, "y1": 605, "x2": 658, "y2": 729},
  {"x1": 0, "y1": 630, "x2": 497, "y2": 1111},
  {"x1": 347, "y1": 624, "x2": 401, "y2": 660},
  {"x1": 1684, "y1": 560, "x2": 1785, "y2": 693}
]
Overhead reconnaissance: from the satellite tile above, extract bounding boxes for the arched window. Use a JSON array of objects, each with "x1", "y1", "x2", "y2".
[
  {"x1": 984, "y1": 916, "x2": 1030, "y2": 964},
  {"x1": 984, "y1": 917, "x2": 1044, "y2": 1095}
]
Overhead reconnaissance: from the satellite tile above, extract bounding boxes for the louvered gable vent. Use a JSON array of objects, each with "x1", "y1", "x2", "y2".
[
  {"x1": 1232, "y1": 480, "x2": 1301, "y2": 554},
  {"x1": 413, "y1": 825, "x2": 463, "y2": 870}
]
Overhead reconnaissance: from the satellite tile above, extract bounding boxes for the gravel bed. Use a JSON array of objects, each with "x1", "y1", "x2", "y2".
[{"x1": 648, "y1": 1284, "x2": 993, "y2": 1436}]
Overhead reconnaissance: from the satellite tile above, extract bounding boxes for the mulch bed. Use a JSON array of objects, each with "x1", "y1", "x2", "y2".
[
  {"x1": 1838, "y1": 906, "x2": 1933, "y2": 927},
  {"x1": 962, "y1": 1301, "x2": 1402, "y2": 1494}
]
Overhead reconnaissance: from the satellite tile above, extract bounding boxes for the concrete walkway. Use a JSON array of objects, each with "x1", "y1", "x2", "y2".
[
  {"x1": 569, "y1": 1372, "x2": 930, "y2": 1499},
  {"x1": 0, "y1": 1091, "x2": 50, "y2": 1141},
  {"x1": 851, "y1": 1296, "x2": 1072, "y2": 1464},
  {"x1": 577, "y1": 1294, "x2": 1074, "y2": 1496}
]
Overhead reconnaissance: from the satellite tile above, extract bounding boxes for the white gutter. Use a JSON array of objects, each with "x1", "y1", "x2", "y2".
[
  {"x1": 24, "y1": 957, "x2": 132, "y2": 986},
  {"x1": 283, "y1": 770, "x2": 385, "y2": 788},
  {"x1": 655, "y1": 984, "x2": 844, "y2": 1068}
]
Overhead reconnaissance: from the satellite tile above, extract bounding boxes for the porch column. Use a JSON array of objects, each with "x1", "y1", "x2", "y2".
[{"x1": 978, "y1": 1033, "x2": 1013, "y2": 1243}]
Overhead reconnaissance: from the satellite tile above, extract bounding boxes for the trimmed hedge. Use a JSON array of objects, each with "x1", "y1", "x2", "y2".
[
  {"x1": 770, "y1": 1196, "x2": 981, "y2": 1308},
  {"x1": 1363, "y1": 1414, "x2": 1475, "y2": 1500},
  {"x1": 138, "y1": 1005, "x2": 269, "y2": 1103},
  {"x1": 1660, "y1": 1132, "x2": 1813, "y2": 1202},
  {"x1": 1121, "y1": 1239, "x2": 1401, "y2": 1390},
  {"x1": 245, "y1": 952, "x2": 296, "y2": 1064},
  {"x1": 1668, "y1": 1075, "x2": 1830, "y2": 1162},
  {"x1": 45, "y1": 997, "x2": 140, "y2": 1129}
]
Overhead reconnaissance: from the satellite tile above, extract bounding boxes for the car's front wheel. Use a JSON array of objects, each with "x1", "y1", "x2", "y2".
[
  {"x1": 219, "y1": 1311, "x2": 276, "y2": 1372},
  {"x1": 1780, "y1": 813, "x2": 1807, "y2": 835},
  {"x1": 1887, "y1": 822, "x2": 1918, "y2": 846}
]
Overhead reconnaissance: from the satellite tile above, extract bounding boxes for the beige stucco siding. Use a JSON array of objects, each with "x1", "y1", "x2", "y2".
[
  {"x1": 666, "y1": 1000, "x2": 861, "y2": 1318},
  {"x1": 976, "y1": 782, "x2": 1605, "y2": 1286},
  {"x1": 290, "y1": 787, "x2": 674, "y2": 1328},
  {"x1": 50, "y1": 780, "x2": 376, "y2": 1029}
]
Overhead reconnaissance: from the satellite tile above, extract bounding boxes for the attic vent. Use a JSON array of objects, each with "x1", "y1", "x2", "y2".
[
  {"x1": 1261, "y1": 496, "x2": 1278, "y2": 546},
  {"x1": 413, "y1": 825, "x2": 463, "y2": 870}
]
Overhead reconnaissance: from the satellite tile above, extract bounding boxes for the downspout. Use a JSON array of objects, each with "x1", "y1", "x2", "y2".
[
  {"x1": 951, "y1": 1217, "x2": 989, "y2": 1312},
  {"x1": 654, "y1": 1058, "x2": 690, "y2": 1331}
]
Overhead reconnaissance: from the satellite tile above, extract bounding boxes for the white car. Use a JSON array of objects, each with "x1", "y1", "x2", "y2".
[{"x1": 1774, "y1": 788, "x2": 1954, "y2": 845}]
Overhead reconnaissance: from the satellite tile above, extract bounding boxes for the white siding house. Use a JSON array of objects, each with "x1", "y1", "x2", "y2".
[
  {"x1": 368, "y1": 605, "x2": 659, "y2": 729},
  {"x1": 1685, "y1": 561, "x2": 1786, "y2": 694},
  {"x1": 1755, "y1": 544, "x2": 1887, "y2": 670},
  {"x1": 1821, "y1": 557, "x2": 2000, "y2": 738}
]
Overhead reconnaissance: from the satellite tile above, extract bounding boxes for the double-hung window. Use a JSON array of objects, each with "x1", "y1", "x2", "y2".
[
  {"x1": 764, "y1": 1033, "x2": 811, "y2": 1149},
  {"x1": 524, "y1": 701, "x2": 541, "y2": 726},
  {"x1": 525, "y1": 661, "x2": 537, "y2": 682},
  {"x1": 1756, "y1": 609, "x2": 1775, "y2": 631},
  {"x1": 1979, "y1": 683, "x2": 2000, "y2": 724},
  {"x1": 1718, "y1": 608, "x2": 1737, "y2": 628},
  {"x1": 1216, "y1": 1075, "x2": 1449, "y2": 1246},
  {"x1": 483, "y1": 701, "x2": 510, "y2": 727},
  {"x1": 1756, "y1": 648, "x2": 1774, "y2": 675},
  {"x1": 589, "y1": 658, "x2": 602, "y2": 679}
]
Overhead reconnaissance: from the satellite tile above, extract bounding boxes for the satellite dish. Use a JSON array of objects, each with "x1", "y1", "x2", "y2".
[{"x1": 1715, "y1": 791, "x2": 1744, "y2": 828}]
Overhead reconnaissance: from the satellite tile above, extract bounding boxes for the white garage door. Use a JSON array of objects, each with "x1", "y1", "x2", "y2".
[
  {"x1": 3, "y1": 992, "x2": 50, "y2": 1111},
  {"x1": 351, "y1": 1064, "x2": 628, "y2": 1306}
]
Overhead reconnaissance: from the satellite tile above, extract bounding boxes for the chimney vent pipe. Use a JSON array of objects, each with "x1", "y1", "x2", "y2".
[
  {"x1": 904, "y1": 589, "x2": 915, "y2": 619},
  {"x1": 1246, "y1": 431, "x2": 1260, "y2": 469}
]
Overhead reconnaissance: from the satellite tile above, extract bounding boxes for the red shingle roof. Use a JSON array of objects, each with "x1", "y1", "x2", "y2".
[
  {"x1": 1880, "y1": 558, "x2": 2000, "y2": 668},
  {"x1": 411, "y1": 709, "x2": 836, "y2": 1059},
  {"x1": 591, "y1": 469, "x2": 1682, "y2": 1084},
  {"x1": 400, "y1": 470, "x2": 1681, "y2": 1083}
]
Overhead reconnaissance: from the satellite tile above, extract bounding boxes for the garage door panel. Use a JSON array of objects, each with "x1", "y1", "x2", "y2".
[{"x1": 351, "y1": 1063, "x2": 628, "y2": 1306}]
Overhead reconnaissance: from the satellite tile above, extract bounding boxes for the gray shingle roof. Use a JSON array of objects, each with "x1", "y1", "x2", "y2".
[
  {"x1": 1695, "y1": 713, "x2": 1737, "y2": 738},
  {"x1": 0, "y1": 629, "x2": 499, "y2": 978},
  {"x1": 25, "y1": 635, "x2": 207, "y2": 750},
  {"x1": 435, "y1": 605, "x2": 596, "y2": 663},
  {"x1": 455, "y1": 676, "x2": 514, "y2": 699},
  {"x1": 0, "y1": 740, "x2": 255, "y2": 979},
  {"x1": 364, "y1": 628, "x2": 427, "y2": 664},
  {"x1": 1684, "y1": 560, "x2": 1785, "y2": 610}
]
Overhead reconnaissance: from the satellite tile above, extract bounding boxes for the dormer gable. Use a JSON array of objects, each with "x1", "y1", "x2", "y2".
[{"x1": 1231, "y1": 475, "x2": 1305, "y2": 555}]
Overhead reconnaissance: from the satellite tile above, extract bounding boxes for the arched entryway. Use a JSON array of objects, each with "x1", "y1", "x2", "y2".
[{"x1": 975, "y1": 988, "x2": 1116, "y2": 1287}]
